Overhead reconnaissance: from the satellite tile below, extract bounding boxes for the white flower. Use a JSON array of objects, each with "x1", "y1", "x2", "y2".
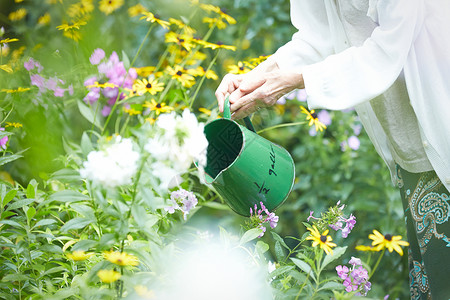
[
  {"x1": 145, "y1": 109, "x2": 208, "y2": 184},
  {"x1": 80, "y1": 137, "x2": 140, "y2": 188}
]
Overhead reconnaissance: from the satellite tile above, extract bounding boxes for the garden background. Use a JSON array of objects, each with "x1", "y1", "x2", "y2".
[{"x1": 0, "y1": 0, "x2": 409, "y2": 299}]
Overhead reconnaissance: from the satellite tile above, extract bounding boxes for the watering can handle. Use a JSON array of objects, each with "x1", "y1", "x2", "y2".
[{"x1": 224, "y1": 96, "x2": 256, "y2": 133}]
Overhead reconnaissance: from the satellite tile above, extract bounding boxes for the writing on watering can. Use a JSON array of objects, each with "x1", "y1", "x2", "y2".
[{"x1": 253, "y1": 144, "x2": 278, "y2": 195}]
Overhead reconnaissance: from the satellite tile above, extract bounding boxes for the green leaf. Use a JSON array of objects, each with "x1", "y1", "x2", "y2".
[
  {"x1": 122, "y1": 50, "x2": 131, "y2": 69},
  {"x1": 81, "y1": 132, "x2": 94, "y2": 156},
  {"x1": 131, "y1": 204, "x2": 147, "y2": 229},
  {"x1": 0, "y1": 154, "x2": 23, "y2": 167},
  {"x1": 6, "y1": 198, "x2": 35, "y2": 211},
  {"x1": 320, "y1": 246, "x2": 347, "y2": 271},
  {"x1": 43, "y1": 266, "x2": 67, "y2": 276},
  {"x1": 255, "y1": 240, "x2": 270, "y2": 254},
  {"x1": 77, "y1": 100, "x2": 103, "y2": 130},
  {"x1": 318, "y1": 281, "x2": 344, "y2": 292},
  {"x1": 291, "y1": 257, "x2": 316, "y2": 282},
  {"x1": 239, "y1": 228, "x2": 263, "y2": 245},
  {"x1": 33, "y1": 218, "x2": 57, "y2": 229},
  {"x1": 60, "y1": 217, "x2": 93, "y2": 232},
  {"x1": 26, "y1": 206, "x2": 36, "y2": 223},
  {"x1": 0, "y1": 219, "x2": 24, "y2": 229},
  {"x1": 201, "y1": 201, "x2": 230, "y2": 210},
  {"x1": 72, "y1": 239, "x2": 97, "y2": 251},
  {"x1": 49, "y1": 190, "x2": 90, "y2": 203},
  {"x1": 2, "y1": 273, "x2": 30, "y2": 282},
  {"x1": 271, "y1": 231, "x2": 290, "y2": 250},
  {"x1": 274, "y1": 241, "x2": 286, "y2": 262},
  {"x1": 26, "y1": 180, "x2": 37, "y2": 199},
  {"x1": 269, "y1": 265, "x2": 295, "y2": 278},
  {"x1": 50, "y1": 169, "x2": 82, "y2": 183},
  {"x1": 1, "y1": 189, "x2": 17, "y2": 209}
]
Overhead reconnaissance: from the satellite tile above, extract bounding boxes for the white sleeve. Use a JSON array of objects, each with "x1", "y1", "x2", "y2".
[
  {"x1": 303, "y1": 0, "x2": 424, "y2": 110},
  {"x1": 271, "y1": 0, "x2": 335, "y2": 73}
]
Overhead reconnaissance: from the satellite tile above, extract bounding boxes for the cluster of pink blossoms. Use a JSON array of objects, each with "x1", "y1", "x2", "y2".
[
  {"x1": 84, "y1": 48, "x2": 137, "y2": 116},
  {"x1": 307, "y1": 201, "x2": 356, "y2": 238},
  {"x1": 0, "y1": 128, "x2": 8, "y2": 150},
  {"x1": 336, "y1": 257, "x2": 371, "y2": 296},
  {"x1": 25, "y1": 57, "x2": 74, "y2": 98},
  {"x1": 249, "y1": 202, "x2": 279, "y2": 238}
]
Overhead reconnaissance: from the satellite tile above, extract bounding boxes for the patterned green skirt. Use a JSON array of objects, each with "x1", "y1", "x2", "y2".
[{"x1": 397, "y1": 166, "x2": 450, "y2": 299}]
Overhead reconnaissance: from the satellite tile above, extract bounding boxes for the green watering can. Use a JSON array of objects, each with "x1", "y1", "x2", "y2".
[{"x1": 202, "y1": 98, "x2": 295, "y2": 216}]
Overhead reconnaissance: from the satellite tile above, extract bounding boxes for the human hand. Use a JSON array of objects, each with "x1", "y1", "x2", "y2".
[{"x1": 215, "y1": 59, "x2": 304, "y2": 119}]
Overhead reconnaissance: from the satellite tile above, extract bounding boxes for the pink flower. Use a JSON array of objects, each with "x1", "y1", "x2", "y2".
[
  {"x1": 348, "y1": 136, "x2": 360, "y2": 150},
  {"x1": 54, "y1": 87, "x2": 65, "y2": 97},
  {"x1": 336, "y1": 265, "x2": 349, "y2": 280},
  {"x1": 101, "y1": 105, "x2": 112, "y2": 116},
  {"x1": 89, "y1": 48, "x2": 105, "y2": 65},
  {"x1": 0, "y1": 128, "x2": 8, "y2": 150}
]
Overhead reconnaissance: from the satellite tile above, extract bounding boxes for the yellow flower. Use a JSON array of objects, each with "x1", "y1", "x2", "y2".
[
  {"x1": 132, "y1": 78, "x2": 164, "y2": 96},
  {"x1": 143, "y1": 99, "x2": 174, "y2": 115},
  {"x1": 1, "y1": 87, "x2": 30, "y2": 93},
  {"x1": 165, "y1": 32, "x2": 195, "y2": 51},
  {"x1": 368, "y1": 229, "x2": 409, "y2": 256},
  {"x1": 187, "y1": 66, "x2": 218, "y2": 80},
  {"x1": 217, "y1": 8, "x2": 236, "y2": 25},
  {"x1": 86, "y1": 81, "x2": 117, "y2": 89},
  {"x1": 38, "y1": 13, "x2": 51, "y2": 25},
  {"x1": 66, "y1": 250, "x2": 94, "y2": 261},
  {"x1": 128, "y1": 3, "x2": 147, "y2": 17},
  {"x1": 140, "y1": 11, "x2": 170, "y2": 29},
  {"x1": 99, "y1": 0, "x2": 124, "y2": 15},
  {"x1": 0, "y1": 65, "x2": 13, "y2": 73},
  {"x1": 97, "y1": 269, "x2": 121, "y2": 283},
  {"x1": 134, "y1": 285, "x2": 155, "y2": 299},
  {"x1": 123, "y1": 107, "x2": 141, "y2": 116},
  {"x1": 103, "y1": 250, "x2": 139, "y2": 266},
  {"x1": 169, "y1": 18, "x2": 196, "y2": 35},
  {"x1": 67, "y1": 0, "x2": 94, "y2": 18},
  {"x1": 198, "y1": 107, "x2": 212, "y2": 116},
  {"x1": 197, "y1": 40, "x2": 236, "y2": 51},
  {"x1": 0, "y1": 38, "x2": 19, "y2": 44},
  {"x1": 63, "y1": 31, "x2": 81, "y2": 42},
  {"x1": 5, "y1": 122, "x2": 23, "y2": 128},
  {"x1": 56, "y1": 20, "x2": 87, "y2": 31},
  {"x1": 300, "y1": 106, "x2": 327, "y2": 132},
  {"x1": 9, "y1": 8, "x2": 27, "y2": 21},
  {"x1": 249, "y1": 55, "x2": 271, "y2": 66},
  {"x1": 305, "y1": 225, "x2": 337, "y2": 255},
  {"x1": 202, "y1": 17, "x2": 228, "y2": 29},
  {"x1": 145, "y1": 117, "x2": 156, "y2": 124},
  {"x1": 228, "y1": 61, "x2": 253, "y2": 74},
  {"x1": 355, "y1": 245, "x2": 379, "y2": 252},
  {"x1": 166, "y1": 65, "x2": 195, "y2": 88},
  {"x1": 199, "y1": 4, "x2": 220, "y2": 13}
]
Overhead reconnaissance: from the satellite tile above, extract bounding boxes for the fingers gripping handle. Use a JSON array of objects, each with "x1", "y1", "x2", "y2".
[{"x1": 223, "y1": 96, "x2": 256, "y2": 133}]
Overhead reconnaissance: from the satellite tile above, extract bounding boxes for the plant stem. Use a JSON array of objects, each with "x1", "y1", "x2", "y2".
[
  {"x1": 257, "y1": 121, "x2": 307, "y2": 134},
  {"x1": 189, "y1": 49, "x2": 220, "y2": 109},
  {"x1": 368, "y1": 248, "x2": 385, "y2": 279}
]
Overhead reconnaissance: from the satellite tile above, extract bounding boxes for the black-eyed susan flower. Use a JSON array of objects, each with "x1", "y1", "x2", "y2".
[
  {"x1": 5, "y1": 122, "x2": 23, "y2": 128},
  {"x1": 56, "y1": 20, "x2": 87, "y2": 31},
  {"x1": 169, "y1": 18, "x2": 196, "y2": 35},
  {"x1": 165, "y1": 32, "x2": 195, "y2": 51},
  {"x1": 143, "y1": 99, "x2": 174, "y2": 115},
  {"x1": 123, "y1": 107, "x2": 141, "y2": 116},
  {"x1": 140, "y1": 11, "x2": 170, "y2": 29},
  {"x1": 249, "y1": 55, "x2": 271, "y2": 66},
  {"x1": 99, "y1": 0, "x2": 124, "y2": 15},
  {"x1": 103, "y1": 250, "x2": 139, "y2": 266},
  {"x1": 305, "y1": 225, "x2": 337, "y2": 255},
  {"x1": 166, "y1": 65, "x2": 195, "y2": 88},
  {"x1": 134, "y1": 285, "x2": 155, "y2": 299},
  {"x1": 198, "y1": 107, "x2": 212, "y2": 116},
  {"x1": 199, "y1": 4, "x2": 221, "y2": 13},
  {"x1": 368, "y1": 229, "x2": 409, "y2": 256},
  {"x1": 66, "y1": 250, "x2": 94, "y2": 261},
  {"x1": 202, "y1": 17, "x2": 228, "y2": 29},
  {"x1": 0, "y1": 65, "x2": 13, "y2": 73},
  {"x1": 198, "y1": 40, "x2": 236, "y2": 51},
  {"x1": 355, "y1": 245, "x2": 379, "y2": 252},
  {"x1": 217, "y1": 8, "x2": 236, "y2": 25},
  {"x1": 228, "y1": 61, "x2": 253, "y2": 74},
  {"x1": 128, "y1": 3, "x2": 146, "y2": 17},
  {"x1": 145, "y1": 117, "x2": 157, "y2": 124},
  {"x1": 97, "y1": 269, "x2": 121, "y2": 283},
  {"x1": 0, "y1": 38, "x2": 19, "y2": 45},
  {"x1": 67, "y1": 0, "x2": 94, "y2": 18},
  {"x1": 8, "y1": 8, "x2": 27, "y2": 21},
  {"x1": 300, "y1": 106, "x2": 327, "y2": 132},
  {"x1": 37, "y1": 13, "x2": 51, "y2": 25},
  {"x1": 86, "y1": 81, "x2": 117, "y2": 89},
  {"x1": 132, "y1": 78, "x2": 164, "y2": 96}
]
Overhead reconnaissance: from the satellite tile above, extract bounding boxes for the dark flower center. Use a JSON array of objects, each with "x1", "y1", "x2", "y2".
[
  {"x1": 384, "y1": 234, "x2": 393, "y2": 241},
  {"x1": 178, "y1": 38, "x2": 185, "y2": 43},
  {"x1": 320, "y1": 235, "x2": 327, "y2": 243},
  {"x1": 216, "y1": 41, "x2": 224, "y2": 46},
  {"x1": 176, "y1": 71, "x2": 183, "y2": 76},
  {"x1": 156, "y1": 103, "x2": 162, "y2": 108},
  {"x1": 311, "y1": 112, "x2": 318, "y2": 119},
  {"x1": 154, "y1": 14, "x2": 161, "y2": 19},
  {"x1": 239, "y1": 66, "x2": 244, "y2": 70},
  {"x1": 108, "y1": 0, "x2": 112, "y2": 4},
  {"x1": 146, "y1": 83, "x2": 152, "y2": 89}
]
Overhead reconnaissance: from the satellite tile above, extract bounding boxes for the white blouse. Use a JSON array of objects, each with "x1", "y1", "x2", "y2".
[{"x1": 272, "y1": 0, "x2": 450, "y2": 190}]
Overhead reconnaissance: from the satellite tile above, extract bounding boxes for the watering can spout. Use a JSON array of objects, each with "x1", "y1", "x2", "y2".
[{"x1": 200, "y1": 97, "x2": 295, "y2": 216}]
